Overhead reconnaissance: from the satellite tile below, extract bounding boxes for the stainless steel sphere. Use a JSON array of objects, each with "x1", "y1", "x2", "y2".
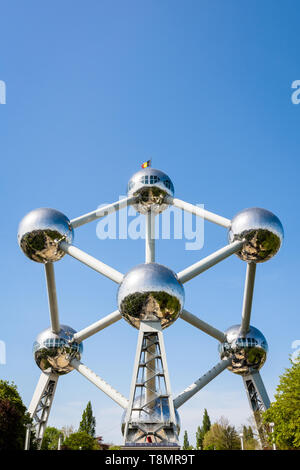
[
  {"x1": 121, "y1": 397, "x2": 181, "y2": 438},
  {"x1": 33, "y1": 325, "x2": 82, "y2": 375},
  {"x1": 219, "y1": 325, "x2": 268, "y2": 375},
  {"x1": 18, "y1": 208, "x2": 74, "y2": 263},
  {"x1": 228, "y1": 207, "x2": 283, "y2": 263},
  {"x1": 127, "y1": 168, "x2": 174, "y2": 214},
  {"x1": 118, "y1": 263, "x2": 184, "y2": 329}
]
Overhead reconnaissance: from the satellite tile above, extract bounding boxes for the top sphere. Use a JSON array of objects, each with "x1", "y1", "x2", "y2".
[
  {"x1": 127, "y1": 168, "x2": 174, "y2": 214},
  {"x1": 118, "y1": 262, "x2": 184, "y2": 329},
  {"x1": 18, "y1": 208, "x2": 74, "y2": 263},
  {"x1": 228, "y1": 207, "x2": 283, "y2": 263}
]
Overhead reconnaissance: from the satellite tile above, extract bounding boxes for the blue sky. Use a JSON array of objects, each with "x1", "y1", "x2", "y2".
[{"x1": 0, "y1": 1, "x2": 299, "y2": 446}]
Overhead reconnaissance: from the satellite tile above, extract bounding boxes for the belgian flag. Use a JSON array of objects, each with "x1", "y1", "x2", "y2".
[{"x1": 141, "y1": 159, "x2": 151, "y2": 169}]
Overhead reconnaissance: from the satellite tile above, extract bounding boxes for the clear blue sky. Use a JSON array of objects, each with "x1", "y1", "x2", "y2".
[{"x1": 0, "y1": 1, "x2": 299, "y2": 446}]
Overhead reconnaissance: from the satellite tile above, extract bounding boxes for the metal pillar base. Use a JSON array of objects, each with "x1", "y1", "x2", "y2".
[
  {"x1": 123, "y1": 321, "x2": 179, "y2": 446},
  {"x1": 243, "y1": 370, "x2": 271, "y2": 448},
  {"x1": 25, "y1": 372, "x2": 59, "y2": 449}
]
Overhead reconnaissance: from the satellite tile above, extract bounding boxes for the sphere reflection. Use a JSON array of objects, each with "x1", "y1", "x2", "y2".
[
  {"x1": 33, "y1": 325, "x2": 82, "y2": 375},
  {"x1": 228, "y1": 207, "x2": 283, "y2": 263},
  {"x1": 127, "y1": 168, "x2": 174, "y2": 214},
  {"x1": 219, "y1": 324, "x2": 268, "y2": 375},
  {"x1": 118, "y1": 263, "x2": 185, "y2": 329},
  {"x1": 18, "y1": 208, "x2": 74, "y2": 263}
]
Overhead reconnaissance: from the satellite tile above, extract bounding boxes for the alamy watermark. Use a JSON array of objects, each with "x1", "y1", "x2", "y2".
[
  {"x1": 291, "y1": 340, "x2": 300, "y2": 364},
  {"x1": 96, "y1": 197, "x2": 205, "y2": 250},
  {"x1": 0, "y1": 340, "x2": 6, "y2": 365},
  {"x1": 291, "y1": 80, "x2": 300, "y2": 104},
  {"x1": 0, "y1": 80, "x2": 6, "y2": 104}
]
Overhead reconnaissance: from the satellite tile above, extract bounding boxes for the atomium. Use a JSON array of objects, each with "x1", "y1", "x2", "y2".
[
  {"x1": 33, "y1": 325, "x2": 82, "y2": 375},
  {"x1": 219, "y1": 325, "x2": 268, "y2": 375},
  {"x1": 18, "y1": 208, "x2": 74, "y2": 263},
  {"x1": 228, "y1": 207, "x2": 284, "y2": 263},
  {"x1": 117, "y1": 262, "x2": 185, "y2": 329},
  {"x1": 19, "y1": 166, "x2": 283, "y2": 450},
  {"x1": 127, "y1": 167, "x2": 174, "y2": 214}
]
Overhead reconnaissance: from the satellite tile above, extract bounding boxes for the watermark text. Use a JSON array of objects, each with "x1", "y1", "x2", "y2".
[
  {"x1": 96, "y1": 197, "x2": 205, "y2": 251},
  {"x1": 0, "y1": 80, "x2": 6, "y2": 104},
  {"x1": 291, "y1": 340, "x2": 300, "y2": 364},
  {"x1": 0, "y1": 340, "x2": 6, "y2": 365},
  {"x1": 291, "y1": 80, "x2": 300, "y2": 104}
]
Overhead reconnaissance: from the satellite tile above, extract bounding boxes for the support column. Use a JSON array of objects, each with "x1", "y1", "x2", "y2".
[
  {"x1": 145, "y1": 337, "x2": 157, "y2": 409},
  {"x1": 123, "y1": 321, "x2": 179, "y2": 448},
  {"x1": 144, "y1": 208, "x2": 158, "y2": 409},
  {"x1": 243, "y1": 370, "x2": 271, "y2": 448},
  {"x1": 26, "y1": 372, "x2": 59, "y2": 449}
]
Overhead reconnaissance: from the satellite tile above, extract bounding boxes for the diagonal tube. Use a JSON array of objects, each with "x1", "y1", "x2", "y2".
[
  {"x1": 145, "y1": 211, "x2": 155, "y2": 263},
  {"x1": 70, "y1": 196, "x2": 136, "y2": 229},
  {"x1": 168, "y1": 197, "x2": 231, "y2": 228},
  {"x1": 59, "y1": 241, "x2": 124, "y2": 284},
  {"x1": 72, "y1": 310, "x2": 122, "y2": 343},
  {"x1": 240, "y1": 262, "x2": 256, "y2": 336},
  {"x1": 177, "y1": 240, "x2": 244, "y2": 284},
  {"x1": 71, "y1": 358, "x2": 129, "y2": 409},
  {"x1": 44, "y1": 262, "x2": 60, "y2": 334},
  {"x1": 180, "y1": 309, "x2": 226, "y2": 342},
  {"x1": 173, "y1": 358, "x2": 231, "y2": 409}
]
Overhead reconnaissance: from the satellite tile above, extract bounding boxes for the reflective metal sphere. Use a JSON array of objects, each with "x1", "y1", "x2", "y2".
[
  {"x1": 219, "y1": 325, "x2": 268, "y2": 375},
  {"x1": 33, "y1": 325, "x2": 82, "y2": 375},
  {"x1": 228, "y1": 207, "x2": 283, "y2": 263},
  {"x1": 118, "y1": 263, "x2": 184, "y2": 329},
  {"x1": 121, "y1": 397, "x2": 181, "y2": 437},
  {"x1": 18, "y1": 208, "x2": 74, "y2": 263},
  {"x1": 127, "y1": 168, "x2": 174, "y2": 214}
]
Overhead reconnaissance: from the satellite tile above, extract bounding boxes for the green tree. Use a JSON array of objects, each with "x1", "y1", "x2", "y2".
[
  {"x1": 203, "y1": 418, "x2": 240, "y2": 450},
  {"x1": 79, "y1": 401, "x2": 96, "y2": 437},
  {"x1": 196, "y1": 426, "x2": 203, "y2": 450},
  {"x1": 242, "y1": 425, "x2": 253, "y2": 440},
  {"x1": 242, "y1": 425, "x2": 258, "y2": 450},
  {"x1": 182, "y1": 430, "x2": 190, "y2": 450},
  {"x1": 41, "y1": 426, "x2": 63, "y2": 450},
  {"x1": 202, "y1": 409, "x2": 211, "y2": 434},
  {"x1": 263, "y1": 356, "x2": 300, "y2": 449},
  {"x1": 62, "y1": 431, "x2": 100, "y2": 450},
  {"x1": 0, "y1": 380, "x2": 37, "y2": 450},
  {"x1": 196, "y1": 409, "x2": 211, "y2": 449}
]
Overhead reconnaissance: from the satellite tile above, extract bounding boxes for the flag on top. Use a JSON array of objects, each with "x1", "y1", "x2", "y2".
[{"x1": 141, "y1": 159, "x2": 151, "y2": 169}]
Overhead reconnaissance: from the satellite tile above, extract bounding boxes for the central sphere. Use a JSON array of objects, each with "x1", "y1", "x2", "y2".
[
  {"x1": 219, "y1": 324, "x2": 268, "y2": 376},
  {"x1": 127, "y1": 168, "x2": 174, "y2": 214},
  {"x1": 33, "y1": 325, "x2": 82, "y2": 375},
  {"x1": 118, "y1": 263, "x2": 185, "y2": 329}
]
